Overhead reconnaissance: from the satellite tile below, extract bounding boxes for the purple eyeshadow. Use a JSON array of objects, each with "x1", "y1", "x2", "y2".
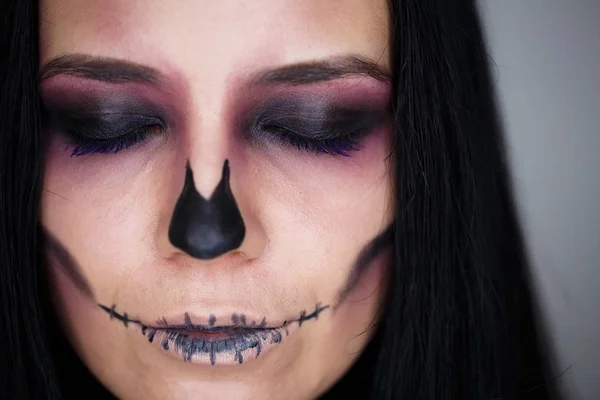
[{"x1": 42, "y1": 89, "x2": 388, "y2": 158}]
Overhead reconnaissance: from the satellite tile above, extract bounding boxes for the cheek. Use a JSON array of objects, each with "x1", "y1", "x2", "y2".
[
  {"x1": 265, "y1": 122, "x2": 393, "y2": 230},
  {"x1": 40, "y1": 132, "x2": 173, "y2": 297},
  {"x1": 329, "y1": 245, "x2": 392, "y2": 349},
  {"x1": 260, "y1": 123, "x2": 393, "y2": 209},
  {"x1": 46, "y1": 256, "x2": 159, "y2": 398},
  {"x1": 251, "y1": 123, "x2": 394, "y2": 292}
]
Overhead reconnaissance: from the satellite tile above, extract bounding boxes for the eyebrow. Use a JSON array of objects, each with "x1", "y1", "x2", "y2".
[
  {"x1": 251, "y1": 55, "x2": 391, "y2": 85},
  {"x1": 40, "y1": 54, "x2": 162, "y2": 84},
  {"x1": 40, "y1": 53, "x2": 390, "y2": 86}
]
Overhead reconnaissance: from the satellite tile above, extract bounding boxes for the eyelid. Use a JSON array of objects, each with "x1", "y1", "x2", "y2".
[
  {"x1": 47, "y1": 110, "x2": 165, "y2": 140},
  {"x1": 75, "y1": 113, "x2": 165, "y2": 138},
  {"x1": 258, "y1": 117, "x2": 351, "y2": 141},
  {"x1": 60, "y1": 123, "x2": 161, "y2": 157},
  {"x1": 246, "y1": 103, "x2": 386, "y2": 157},
  {"x1": 254, "y1": 108, "x2": 385, "y2": 140}
]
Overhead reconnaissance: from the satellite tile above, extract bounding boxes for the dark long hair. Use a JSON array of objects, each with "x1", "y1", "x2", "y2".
[{"x1": 0, "y1": 0, "x2": 562, "y2": 399}]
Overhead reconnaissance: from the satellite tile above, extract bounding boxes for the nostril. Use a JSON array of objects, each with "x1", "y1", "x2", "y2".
[
  {"x1": 177, "y1": 223, "x2": 245, "y2": 260},
  {"x1": 168, "y1": 159, "x2": 246, "y2": 260}
]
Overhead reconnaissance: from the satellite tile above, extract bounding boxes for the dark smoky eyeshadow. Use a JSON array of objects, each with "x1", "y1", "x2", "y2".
[
  {"x1": 42, "y1": 96, "x2": 167, "y2": 140},
  {"x1": 248, "y1": 97, "x2": 389, "y2": 141}
]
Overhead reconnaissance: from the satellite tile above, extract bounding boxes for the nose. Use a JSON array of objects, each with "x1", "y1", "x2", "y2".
[{"x1": 168, "y1": 159, "x2": 245, "y2": 260}]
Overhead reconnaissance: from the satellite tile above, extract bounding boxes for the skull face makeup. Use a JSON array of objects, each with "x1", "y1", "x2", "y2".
[
  {"x1": 39, "y1": 0, "x2": 394, "y2": 398},
  {"x1": 168, "y1": 160, "x2": 246, "y2": 260}
]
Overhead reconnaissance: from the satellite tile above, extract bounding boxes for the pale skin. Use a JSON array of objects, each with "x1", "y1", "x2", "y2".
[{"x1": 39, "y1": 1, "x2": 395, "y2": 399}]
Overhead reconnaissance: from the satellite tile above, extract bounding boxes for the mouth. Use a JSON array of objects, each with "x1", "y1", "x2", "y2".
[{"x1": 98, "y1": 303, "x2": 329, "y2": 366}]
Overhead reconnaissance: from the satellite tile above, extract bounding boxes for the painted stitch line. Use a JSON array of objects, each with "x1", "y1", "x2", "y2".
[{"x1": 98, "y1": 303, "x2": 330, "y2": 364}]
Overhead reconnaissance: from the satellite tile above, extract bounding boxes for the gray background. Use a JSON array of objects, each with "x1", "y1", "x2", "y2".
[{"x1": 478, "y1": 1, "x2": 600, "y2": 399}]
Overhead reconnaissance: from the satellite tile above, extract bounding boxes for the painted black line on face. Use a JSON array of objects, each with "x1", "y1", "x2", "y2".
[
  {"x1": 338, "y1": 222, "x2": 395, "y2": 300},
  {"x1": 98, "y1": 302, "x2": 329, "y2": 365},
  {"x1": 168, "y1": 159, "x2": 246, "y2": 260},
  {"x1": 41, "y1": 227, "x2": 95, "y2": 299}
]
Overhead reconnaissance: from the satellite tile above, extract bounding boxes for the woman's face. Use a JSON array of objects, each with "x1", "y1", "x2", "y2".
[{"x1": 39, "y1": 1, "x2": 394, "y2": 398}]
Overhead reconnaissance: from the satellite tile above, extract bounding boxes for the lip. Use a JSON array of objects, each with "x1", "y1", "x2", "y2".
[
  {"x1": 146, "y1": 324, "x2": 289, "y2": 365},
  {"x1": 98, "y1": 303, "x2": 329, "y2": 366}
]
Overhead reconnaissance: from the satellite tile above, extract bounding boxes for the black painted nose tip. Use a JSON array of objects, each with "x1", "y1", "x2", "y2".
[{"x1": 168, "y1": 160, "x2": 246, "y2": 260}]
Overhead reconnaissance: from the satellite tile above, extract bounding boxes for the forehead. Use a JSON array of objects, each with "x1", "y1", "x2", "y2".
[{"x1": 39, "y1": 0, "x2": 390, "y2": 89}]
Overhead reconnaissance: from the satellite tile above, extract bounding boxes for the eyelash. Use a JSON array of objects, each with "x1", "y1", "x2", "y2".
[
  {"x1": 64, "y1": 125, "x2": 161, "y2": 157},
  {"x1": 63, "y1": 121, "x2": 367, "y2": 158},
  {"x1": 259, "y1": 125, "x2": 364, "y2": 157}
]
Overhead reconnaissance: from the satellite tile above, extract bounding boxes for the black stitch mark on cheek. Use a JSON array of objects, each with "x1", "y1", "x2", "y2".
[
  {"x1": 98, "y1": 302, "x2": 330, "y2": 365},
  {"x1": 314, "y1": 303, "x2": 322, "y2": 320},
  {"x1": 298, "y1": 311, "x2": 307, "y2": 327}
]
